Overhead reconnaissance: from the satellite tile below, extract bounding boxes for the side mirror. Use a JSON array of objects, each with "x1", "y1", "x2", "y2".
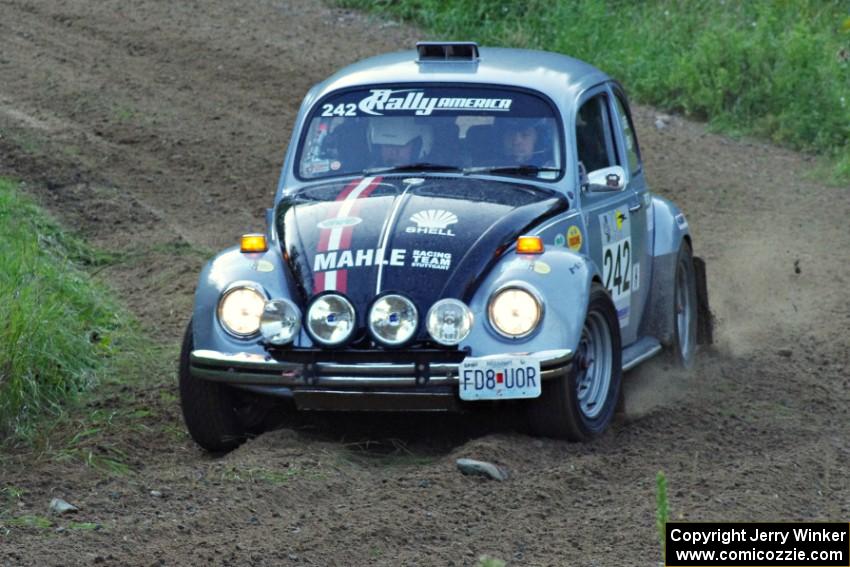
[{"x1": 587, "y1": 165, "x2": 626, "y2": 192}]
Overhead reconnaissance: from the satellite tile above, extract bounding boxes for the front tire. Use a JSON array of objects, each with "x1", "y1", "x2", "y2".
[
  {"x1": 527, "y1": 283, "x2": 622, "y2": 441},
  {"x1": 179, "y1": 320, "x2": 247, "y2": 452}
]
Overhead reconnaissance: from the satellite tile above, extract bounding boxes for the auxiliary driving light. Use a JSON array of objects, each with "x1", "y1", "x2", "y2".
[
  {"x1": 369, "y1": 294, "x2": 418, "y2": 346},
  {"x1": 260, "y1": 299, "x2": 301, "y2": 345},
  {"x1": 426, "y1": 299, "x2": 473, "y2": 346},
  {"x1": 306, "y1": 293, "x2": 356, "y2": 346}
]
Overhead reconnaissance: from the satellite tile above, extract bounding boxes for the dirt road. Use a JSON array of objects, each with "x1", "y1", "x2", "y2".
[{"x1": 2, "y1": 1, "x2": 849, "y2": 565}]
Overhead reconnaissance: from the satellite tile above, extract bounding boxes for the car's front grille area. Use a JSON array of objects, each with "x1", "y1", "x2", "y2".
[{"x1": 264, "y1": 347, "x2": 467, "y2": 366}]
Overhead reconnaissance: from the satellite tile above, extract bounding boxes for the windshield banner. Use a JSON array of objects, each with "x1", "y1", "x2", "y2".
[
  {"x1": 359, "y1": 89, "x2": 512, "y2": 116},
  {"x1": 317, "y1": 87, "x2": 553, "y2": 118}
]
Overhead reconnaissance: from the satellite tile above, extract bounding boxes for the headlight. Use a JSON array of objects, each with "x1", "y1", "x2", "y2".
[
  {"x1": 218, "y1": 284, "x2": 266, "y2": 338},
  {"x1": 488, "y1": 284, "x2": 542, "y2": 338},
  {"x1": 369, "y1": 294, "x2": 418, "y2": 346},
  {"x1": 260, "y1": 299, "x2": 301, "y2": 345},
  {"x1": 426, "y1": 299, "x2": 473, "y2": 345},
  {"x1": 306, "y1": 293, "x2": 356, "y2": 346}
]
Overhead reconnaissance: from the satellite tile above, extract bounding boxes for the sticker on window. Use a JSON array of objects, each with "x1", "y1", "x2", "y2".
[{"x1": 358, "y1": 89, "x2": 513, "y2": 116}]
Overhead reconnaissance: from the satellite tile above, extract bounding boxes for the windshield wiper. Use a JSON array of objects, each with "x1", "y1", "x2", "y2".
[
  {"x1": 464, "y1": 165, "x2": 562, "y2": 176},
  {"x1": 363, "y1": 162, "x2": 464, "y2": 175}
]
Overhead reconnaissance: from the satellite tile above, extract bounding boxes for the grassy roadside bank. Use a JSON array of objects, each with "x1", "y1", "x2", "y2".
[
  {"x1": 0, "y1": 178, "x2": 148, "y2": 441},
  {"x1": 337, "y1": 0, "x2": 850, "y2": 179}
]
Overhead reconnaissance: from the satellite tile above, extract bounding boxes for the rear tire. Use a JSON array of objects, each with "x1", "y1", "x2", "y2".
[
  {"x1": 179, "y1": 320, "x2": 247, "y2": 452},
  {"x1": 527, "y1": 283, "x2": 622, "y2": 440},
  {"x1": 670, "y1": 242, "x2": 698, "y2": 368}
]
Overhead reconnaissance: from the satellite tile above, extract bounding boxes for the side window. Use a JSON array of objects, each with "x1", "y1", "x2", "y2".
[
  {"x1": 613, "y1": 94, "x2": 641, "y2": 175},
  {"x1": 575, "y1": 94, "x2": 619, "y2": 173}
]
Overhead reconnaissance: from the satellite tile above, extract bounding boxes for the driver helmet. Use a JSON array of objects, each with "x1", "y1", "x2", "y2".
[{"x1": 368, "y1": 117, "x2": 433, "y2": 159}]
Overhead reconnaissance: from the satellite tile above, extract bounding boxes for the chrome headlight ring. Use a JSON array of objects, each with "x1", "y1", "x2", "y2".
[
  {"x1": 487, "y1": 281, "x2": 544, "y2": 339},
  {"x1": 217, "y1": 281, "x2": 268, "y2": 339}
]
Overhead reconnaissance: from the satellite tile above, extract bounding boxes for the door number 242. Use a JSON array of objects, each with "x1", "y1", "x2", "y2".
[{"x1": 603, "y1": 238, "x2": 631, "y2": 300}]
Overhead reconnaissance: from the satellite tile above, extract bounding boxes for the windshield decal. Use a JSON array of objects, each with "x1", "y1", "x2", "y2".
[{"x1": 357, "y1": 89, "x2": 512, "y2": 116}]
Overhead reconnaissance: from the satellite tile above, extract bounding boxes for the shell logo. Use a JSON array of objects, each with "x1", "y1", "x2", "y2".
[{"x1": 410, "y1": 209, "x2": 458, "y2": 229}]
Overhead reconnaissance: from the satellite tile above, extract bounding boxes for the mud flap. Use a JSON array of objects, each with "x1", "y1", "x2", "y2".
[{"x1": 693, "y1": 256, "x2": 714, "y2": 345}]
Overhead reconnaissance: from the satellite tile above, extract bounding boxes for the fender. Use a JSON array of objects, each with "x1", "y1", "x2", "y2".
[
  {"x1": 462, "y1": 248, "x2": 597, "y2": 357},
  {"x1": 650, "y1": 195, "x2": 690, "y2": 257},
  {"x1": 639, "y1": 196, "x2": 691, "y2": 345},
  {"x1": 192, "y1": 244, "x2": 315, "y2": 354}
]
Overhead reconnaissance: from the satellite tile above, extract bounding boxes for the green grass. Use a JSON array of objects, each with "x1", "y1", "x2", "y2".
[
  {"x1": 1, "y1": 515, "x2": 52, "y2": 530},
  {"x1": 336, "y1": 0, "x2": 850, "y2": 179},
  {"x1": 217, "y1": 465, "x2": 316, "y2": 484},
  {"x1": 1, "y1": 486, "x2": 25, "y2": 502},
  {"x1": 334, "y1": 437, "x2": 441, "y2": 468},
  {"x1": 657, "y1": 470, "x2": 669, "y2": 563},
  {"x1": 111, "y1": 105, "x2": 136, "y2": 123},
  {"x1": 0, "y1": 178, "x2": 137, "y2": 440}
]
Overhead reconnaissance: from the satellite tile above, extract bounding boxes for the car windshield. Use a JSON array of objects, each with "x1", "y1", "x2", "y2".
[{"x1": 297, "y1": 86, "x2": 562, "y2": 181}]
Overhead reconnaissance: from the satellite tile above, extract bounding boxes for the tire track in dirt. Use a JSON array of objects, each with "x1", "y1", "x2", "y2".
[{"x1": 1, "y1": 1, "x2": 849, "y2": 565}]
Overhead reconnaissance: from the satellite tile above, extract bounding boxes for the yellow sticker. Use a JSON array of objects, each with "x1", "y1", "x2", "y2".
[
  {"x1": 567, "y1": 226, "x2": 583, "y2": 251},
  {"x1": 616, "y1": 211, "x2": 626, "y2": 230},
  {"x1": 533, "y1": 261, "x2": 551, "y2": 275},
  {"x1": 255, "y1": 260, "x2": 274, "y2": 272}
]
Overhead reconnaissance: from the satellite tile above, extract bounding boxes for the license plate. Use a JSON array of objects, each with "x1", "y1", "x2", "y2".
[{"x1": 459, "y1": 355, "x2": 542, "y2": 401}]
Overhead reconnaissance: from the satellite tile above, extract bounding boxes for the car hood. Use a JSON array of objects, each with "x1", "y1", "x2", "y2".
[{"x1": 276, "y1": 175, "x2": 567, "y2": 322}]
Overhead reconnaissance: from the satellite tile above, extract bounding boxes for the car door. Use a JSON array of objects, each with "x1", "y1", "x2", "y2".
[
  {"x1": 574, "y1": 86, "x2": 645, "y2": 346},
  {"x1": 609, "y1": 85, "x2": 651, "y2": 341}
]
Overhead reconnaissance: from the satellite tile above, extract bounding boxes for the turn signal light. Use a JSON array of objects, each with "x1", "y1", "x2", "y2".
[
  {"x1": 240, "y1": 234, "x2": 268, "y2": 253},
  {"x1": 516, "y1": 235, "x2": 544, "y2": 254}
]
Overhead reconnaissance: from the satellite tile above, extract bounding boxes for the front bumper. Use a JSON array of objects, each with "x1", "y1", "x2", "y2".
[{"x1": 189, "y1": 348, "x2": 573, "y2": 411}]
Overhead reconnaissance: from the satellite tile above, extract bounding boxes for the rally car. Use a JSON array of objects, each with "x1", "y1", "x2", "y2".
[{"x1": 180, "y1": 42, "x2": 712, "y2": 452}]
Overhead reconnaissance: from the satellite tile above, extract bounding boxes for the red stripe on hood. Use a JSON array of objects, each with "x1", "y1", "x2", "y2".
[
  {"x1": 316, "y1": 177, "x2": 362, "y2": 253},
  {"x1": 333, "y1": 177, "x2": 381, "y2": 294},
  {"x1": 338, "y1": 176, "x2": 382, "y2": 252},
  {"x1": 313, "y1": 271, "x2": 326, "y2": 294}
]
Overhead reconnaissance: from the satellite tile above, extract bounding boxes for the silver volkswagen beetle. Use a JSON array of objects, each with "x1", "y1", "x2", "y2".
[{"x1": 180, "y1": 42, "x2": 712, "y2": 451}]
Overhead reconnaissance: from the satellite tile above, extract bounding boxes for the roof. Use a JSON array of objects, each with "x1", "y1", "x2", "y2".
[{"x1": 305, "y1": 47, "x2": 611, "y2": 108}]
